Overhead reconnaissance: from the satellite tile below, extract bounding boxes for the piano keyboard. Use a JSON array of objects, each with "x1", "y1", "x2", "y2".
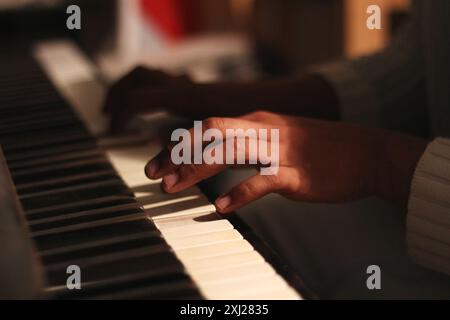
[{"x1": 0, "y1": 40, "x2": 304, "y2": 300}]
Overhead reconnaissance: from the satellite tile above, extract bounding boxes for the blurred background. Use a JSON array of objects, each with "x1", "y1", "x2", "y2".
[{"x1": 0, "y1": 0, "x2": 410, "y2": 82}]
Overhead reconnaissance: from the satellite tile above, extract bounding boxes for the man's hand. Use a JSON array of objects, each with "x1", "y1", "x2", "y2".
[
  {"x1": 144, "y1": 111, "x2": 428, "y2": 214},
  {"x1": 103, "y1": 67, "x2": 194, "y2": 133},
  {"x1": 103, "y1": 67, "x2": 341, "y2": 134}
]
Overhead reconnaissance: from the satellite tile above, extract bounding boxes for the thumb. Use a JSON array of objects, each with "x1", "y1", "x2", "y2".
[{"x1": 214, "y1": 174, "x2": 282, "y2": 214}]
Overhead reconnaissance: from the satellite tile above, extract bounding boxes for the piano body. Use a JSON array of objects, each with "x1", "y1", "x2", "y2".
[{"x1": 0, "y1": 31, "x2": 315, "y2": 299}]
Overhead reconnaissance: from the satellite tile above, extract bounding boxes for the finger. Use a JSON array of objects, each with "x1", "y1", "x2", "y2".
[
  {"x1": 161, "y1": 163, "x2": 226, "y2": 193},
  {"x1": 145, "y1": 148, "x2": 178, "y2": 180},
  {"x1": 148, "y1": 117, "x2": 282, "y2": 178},
  {"x1": 214, "y1": 174, "x2": 283, "y2": 214}
]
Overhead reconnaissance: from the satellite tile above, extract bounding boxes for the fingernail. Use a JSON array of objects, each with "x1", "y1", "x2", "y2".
[
  {"x1": 215, "y1": 195, "x2": 231, "y2": 211},
  {"x1": 163, "y1": 173, "x2": 179, "y2": 189},
  {"x1": 147, "y1": 159, "x2": 159, "y2": 177}
]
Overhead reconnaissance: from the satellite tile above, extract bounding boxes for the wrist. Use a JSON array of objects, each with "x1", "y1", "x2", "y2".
[{"x1": 372, "y1": 131, "x2": 428, "y2": 208}]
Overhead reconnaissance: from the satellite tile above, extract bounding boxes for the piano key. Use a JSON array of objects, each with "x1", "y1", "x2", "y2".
[
  {"x1": 143, "y1": 199, "x2": 216, "y2": 220},
  {"x1": 20, "y1": 182, "x2": 132, "y2": 211},
  {"x1": 46, "y1": 250, "x2": 181, "y2": 287},
  {"x1": 19, "y1": 178, "x2": 124, "y2": 199},
  {"x1": 0, "y1": 117, "x2": 81, "y2": 136},
  {"x1": 28, "y1": 202, "x2": 139, "y2": 224},
  {"x1": 45, "y1": 244, "x2": 174, "y2": 277},
  {"x1": 92, "y1": 281, "x2": 201, "y2": 300},
  {"x1": 17, "y1": 171, "x2": 118, "y2": 195},
  {"x1": 182, "y1": 250, "x2": 264, "y2": 272},
  {"x1": 224, "y1": 287, "x2": 301, "y2": 300},
  {"x1": 25, "y1": 195, "x2": 136, "y2": 217},
  {"x1": 30, "y1": 211, "x2": 147, "y2": 238},
  {"x1": 5, "y1": 141, "x2": 98, "y2": 162},
  {"x1": 29, "y1": 206, "x2": 144, "y2": 232},
  {"x1": 50, "y1": 269, "x2": 192, "y2": 300},
  {"x1": 7, "y1": 150, "x2": 102, "y2": 172},
  {"x1": 0, "y1": 113, "x2": 77, "y2": 133},
  {"x1": 153, "y1": 212, "x2": 222, "y2": 230},
  {"x1": 34, "y1": 218, "x2": 158, "y2": 251},
  {"x1": 203, "y1": 276, "x2": 299, "y2": 300},
  {"x1": 200, "y1": 273, "x2": 287, "y2": 294},
  {"x1": 41, "y1": 234, "x2": 167, "y2": 265},
  {"x1": 34, "y1": 41, "x2": 109, "y2": 136},
  {"x1": 165, "y1": 229, "x2": 243, "y2": 250},
  {"x1": 40, "y1": 231, "x2": 162, "y2": 258},
  {"x1": 161, "y1": 219, "x2": 234, "y2": 238},
  {"x1": 175, "y1": 239, "x2": 254, "y2": 261},
  {"x1": 191, "y1": 262, "x2": 275, "y2": 285},
  {"x1": 3, "y1": 133, "x2": 92, "y2": 154},
  {"x1": 0, "y1": 108, "x2": 71, "y2": 127},
  {"x1": 5, "y1": 137, "x2": 96, "y2": 159}
]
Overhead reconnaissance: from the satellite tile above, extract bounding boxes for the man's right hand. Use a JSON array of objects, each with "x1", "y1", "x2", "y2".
[{"x1": 102, "y1": 66, "x2": 194, "y2": 133}]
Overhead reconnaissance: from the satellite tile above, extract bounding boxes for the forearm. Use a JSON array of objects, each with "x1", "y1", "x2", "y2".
[{"x1": 174, "y1": 74, "x2": 340, "y2": 120}]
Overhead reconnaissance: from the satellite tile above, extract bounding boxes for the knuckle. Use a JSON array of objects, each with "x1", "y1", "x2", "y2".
[
  {"x1": 237, "y1": 182, "x2": 256, "y2": 198},
  {"x1": 181, "y1": 164, "x2": 199, "y2": 178},
  {"x1": 253, "y1": 111, "x2": 273, "y2": 119},
  {"x1": 264, "y1": 174, "x2": 282, "y2": 190},
  {"x1": 204, "y1": 117, "x2": 224, "y2": 131}
]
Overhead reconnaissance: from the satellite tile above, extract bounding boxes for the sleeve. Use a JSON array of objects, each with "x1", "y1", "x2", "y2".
[
  {"x1": 312, "y1": 0, "x2": 428, "y2": 135},
  {"x1": 407, "y1": 138, "x2": 450, "y2": 276}
]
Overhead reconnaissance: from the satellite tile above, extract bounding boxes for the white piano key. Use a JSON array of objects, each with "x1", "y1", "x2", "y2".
[
  {"x1": 161, "y1": 219, "x2": 233, "y2": 238},
  {"x1": 182, "y1": 250, "x2": 264, "y2": 272},
  {"x1": 200, "y1": 274, "x2": 289, "y2": 299},
  {"x1": 106, "y1": 145, "x2": 161, "y2": 170},
  {"x1": 165, "y1": 229, "x2": 243, "y2": 250},
  {"x1": 33, "y1": 40, "x2": 108, "y2": 136},
  {"x1": 146, "y1": 203, "x2": 216, "y2": 220},
  {"x1": 153, "y1": 212, "x2": 221, "y2": 230},
  {"x1": 191, "y1": 262, "x2": 275, "y2": 285},
  {"x1": 175, "y1": 239, "x2": 253, "y2": 261},
  {"x1": 119, "y1": 173, "x2": 160, "y2": 188},
  {"x1": 237, "y1": 287, "x2": 301, "y2": 300}
]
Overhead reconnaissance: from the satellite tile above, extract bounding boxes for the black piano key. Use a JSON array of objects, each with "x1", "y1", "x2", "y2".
[
  {"x1": 0, "y1": 108, "x2": 70, "y2": 127},
  {"x1": 29, "y1": 206, "x2": 143, "y2": 232},
  {"x1": 17, "y1": 172, "x2": 119, "y2": 196},
  {"x1": 12, "y1": 161, "x2": 112, "y2": 185},
  {"x1": 33, "y1": 218, "x2": 159, "y2": 251},
  {"x1": 0, "y1": 117, "x2": 82, "y2": 136},
  {"x1": 19, "y1": 179, "x2": 124, "y2": 200},
  {"x1": 12, "y1": 157, "x2": 109, "y2": 178},
  {"x1": 42, "y1": 235, "x2": 167, "y2": 265},
  {"x1": 0, "y1": 101, "x2": 66, "y2": 118},
  {"x1": 7, "y1": 149, "x2": 102, "y2": 171},
  {"x1": 107, "y1": 282, "x2": 202, "y2": 300},
  {"x1": 26, "y1": 196, "x2": 137, "y2": 219},
  {"x1": 52, "y1": 267, "x2": 191, "y2": 299},
  {"x1": 0, "y1": 113, "x2": 78, "y2": 133},
  {"x1": 46, "y1": 249, "x2": 180, "y2": 287},
  {"x1": 20, "y1": 183, "x2": 133, "y2": 211},
  {"x1": 4, "y1": 140, "x2": 98, "y2": 162}
]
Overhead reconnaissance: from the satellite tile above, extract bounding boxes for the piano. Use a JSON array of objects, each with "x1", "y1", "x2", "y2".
[{"x1": 0, "y1": 39, "x2": 314, "y2": 300}]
